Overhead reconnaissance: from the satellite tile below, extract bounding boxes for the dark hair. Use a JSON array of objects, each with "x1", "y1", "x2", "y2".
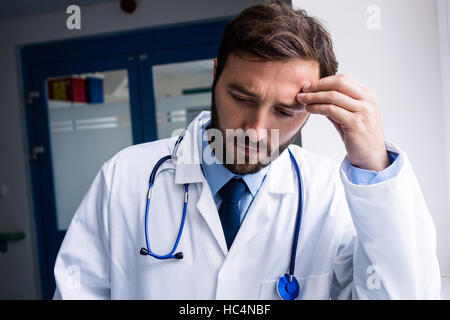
[{"x1": 214, "y1": 0, "x2": 338, "y2": 86}]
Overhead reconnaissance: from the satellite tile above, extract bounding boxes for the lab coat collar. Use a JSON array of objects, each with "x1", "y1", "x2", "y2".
[
  {"x1": 174, "y1": 112, "x2": 209, "y2": 185},
  {"x1": 267, "y1": 147, "x2": 296, "y2": 194}
]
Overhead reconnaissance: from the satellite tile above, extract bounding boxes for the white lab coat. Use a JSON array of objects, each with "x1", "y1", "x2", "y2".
[{"x1": 53, "y1": 111, "x2": 441, "y2": 299}]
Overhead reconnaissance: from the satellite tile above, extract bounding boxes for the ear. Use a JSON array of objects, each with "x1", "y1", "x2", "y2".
[{"x1": 213, "y1": 58, "x2": 217, "y2": 78}]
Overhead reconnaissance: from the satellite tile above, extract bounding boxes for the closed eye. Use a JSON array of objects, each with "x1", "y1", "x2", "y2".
[
  {"x1": 231, "y1": 94, "x2": 252, "y2": 103},
  {"x1": 277, "y1": 109, "x2": 294, "y2": 118}
]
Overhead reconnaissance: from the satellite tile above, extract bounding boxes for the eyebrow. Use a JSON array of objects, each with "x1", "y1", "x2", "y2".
[
  {"x1": 226, "y1": 83, "x2": 259, "y2": 98},
  {"x1": 226, "y1": 82, "x2": 303, "y2": 110}
]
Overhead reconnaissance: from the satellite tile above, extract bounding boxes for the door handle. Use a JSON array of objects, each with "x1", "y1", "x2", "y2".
[{"x1": 0, "y1": 232, "x2": 25, "y2": 253}]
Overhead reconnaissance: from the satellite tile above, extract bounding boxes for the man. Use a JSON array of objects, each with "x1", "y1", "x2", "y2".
[{"x1": 54, "y1": 0, "x2": 441, "y2": 299}]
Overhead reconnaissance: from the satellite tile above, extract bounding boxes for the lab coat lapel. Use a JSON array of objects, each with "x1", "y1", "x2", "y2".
[
  {"x1": 196, "y1": 181, "x2": 229, "y2": 256},
  {"x1": 227, "y1": 149, "x2": 295, "y2": 257},
  {"x1": 174, "y1": 112, "x2": 228, "y2": 256}
]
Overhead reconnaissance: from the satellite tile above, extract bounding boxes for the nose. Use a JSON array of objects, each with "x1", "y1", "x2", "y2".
[{"x1": 242, "y1": 109, "x2": 269, "y2": 142}]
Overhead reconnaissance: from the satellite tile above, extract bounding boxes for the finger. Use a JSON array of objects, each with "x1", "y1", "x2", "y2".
[
  {"x1": 302, "y1": 74, "x2": 367, "y2": 101},
  {"x1": 305, "y1": 103, "x2": 353, "y2": 126},
  {"x1": 343, "y1": 74, "x2": 373, "y2": 95},
  {"x1": 327, "y1": 116, "x2": 344, "y2": 140},
  {"x1": 297, "y1": 90, "x2": 361, "y2": 112}
]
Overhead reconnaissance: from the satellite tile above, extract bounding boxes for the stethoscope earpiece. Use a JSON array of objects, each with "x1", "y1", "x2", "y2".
[
  {"x1": 174, "y1": 252, "x2": 183, "y2": 259},
  {"x1": 140, "y1": 247, "x2": 183, "y2": 259}
]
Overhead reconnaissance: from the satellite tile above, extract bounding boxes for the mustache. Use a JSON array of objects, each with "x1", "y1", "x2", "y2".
[
  {"x1": 224, "y1": 133, "x2": 274, "y2": 151},
  {"x1": 206, "y1": 127, "x2": 275, "y2": 151},
  {"x1": 235, "y1": 137, "x2": 270, "y2": 150}
]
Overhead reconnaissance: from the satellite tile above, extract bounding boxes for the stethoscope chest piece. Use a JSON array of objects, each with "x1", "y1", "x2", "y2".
[{"x1": 276, "y1": 274, "x2": 300, "y2": 300}]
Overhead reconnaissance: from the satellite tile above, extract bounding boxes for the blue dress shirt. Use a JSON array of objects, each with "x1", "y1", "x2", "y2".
[
  {"x1": 346, "y1": 151, "x2": 400, "y2": 185},
  {"x1": 198, "y1": 120, "x2": 401, "y2": 226}
]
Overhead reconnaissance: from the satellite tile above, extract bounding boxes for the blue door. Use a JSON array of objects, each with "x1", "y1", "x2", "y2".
[{"x1": 25, "y1": 55, "x2": 142, "y2": 299}]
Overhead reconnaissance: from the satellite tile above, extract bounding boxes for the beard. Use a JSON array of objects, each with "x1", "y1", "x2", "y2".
[{"x1": 207, "y1": 84, "x2": 303, "y2": 175}]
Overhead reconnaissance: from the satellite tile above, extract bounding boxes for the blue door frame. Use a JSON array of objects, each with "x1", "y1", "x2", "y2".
[{"x1": 21, "y1": 18, "x2": 230, "y2": 299}]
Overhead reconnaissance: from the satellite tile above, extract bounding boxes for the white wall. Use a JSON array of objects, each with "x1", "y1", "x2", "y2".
[
  {"x1": 0, "y1": 0, "x2": 263, "y2": 299},
  {"x1": 437, "y1": 0, "x2": 450, "y2": 296},
  {"x1": 294, "y1": 0, "x2": 450, "y2": 289}
]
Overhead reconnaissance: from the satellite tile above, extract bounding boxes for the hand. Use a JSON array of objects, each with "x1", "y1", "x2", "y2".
[{"x1": 297, "y1": 74, "x2": 389, "y2": 172}]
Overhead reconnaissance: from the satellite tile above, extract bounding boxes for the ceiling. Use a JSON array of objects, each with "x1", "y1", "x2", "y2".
[{"x1": 0, "y1": 0, "x2": 117, "y2": 19}]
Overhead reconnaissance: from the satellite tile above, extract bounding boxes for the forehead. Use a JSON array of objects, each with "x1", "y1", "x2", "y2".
[{"x1": 221, "y1": 52, "x2": 320, "y2": 91}]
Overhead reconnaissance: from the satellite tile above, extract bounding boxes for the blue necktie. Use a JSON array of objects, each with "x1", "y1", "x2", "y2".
[{"x1": 219, "y1": 178, "x2": 247, "y2": 250}]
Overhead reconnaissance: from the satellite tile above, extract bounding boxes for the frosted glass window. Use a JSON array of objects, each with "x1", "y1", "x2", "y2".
[
  {"x1": 152, "y1": 59, "x2": 214, "y2": 139},
  {"x1": 46, "y1": 70, "x2": 133, "y2": 230}
]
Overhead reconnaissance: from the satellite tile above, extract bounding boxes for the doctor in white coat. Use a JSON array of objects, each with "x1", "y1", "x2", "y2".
[{"x1": 53, "y1": 1, "x2": 441, "y2": 299}]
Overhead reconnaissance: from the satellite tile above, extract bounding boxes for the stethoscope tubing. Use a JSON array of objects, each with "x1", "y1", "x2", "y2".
[
  {"x1": 287, "y1": 148, "x2": 304, "y2": 277},
  {"x1": 143, "y1": 157, "x2": 189, "y2": 259}
]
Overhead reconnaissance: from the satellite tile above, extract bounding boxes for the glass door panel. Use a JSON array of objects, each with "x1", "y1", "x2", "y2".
[
  {"x1": 45, "y1": 70, "x2": 133, "y2": 230},
  {"x1": 152, "y1": 59, "x2": 214, "y2": 139}
]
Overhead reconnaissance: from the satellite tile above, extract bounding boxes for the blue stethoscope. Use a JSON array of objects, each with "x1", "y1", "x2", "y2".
[{"x1": 140, "y1": 130, "x2": 305, "y2": 300}]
